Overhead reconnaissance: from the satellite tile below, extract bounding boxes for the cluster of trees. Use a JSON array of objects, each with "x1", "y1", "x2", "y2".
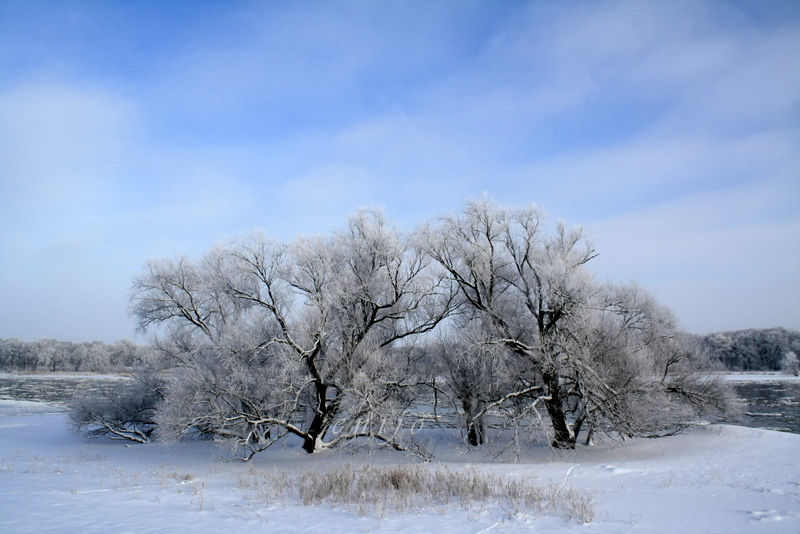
[
  {"x1": 699, "y1": 328, "x2": 800, "y2": 372},
  {"x1": 72, "y1": 199, "x2": 736, "y2": 458},
  {"x1": 0, "y1": 338, "x2": 147, "y2": 373}
]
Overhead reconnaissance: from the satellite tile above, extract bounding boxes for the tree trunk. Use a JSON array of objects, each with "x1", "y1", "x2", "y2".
[
  {"x1": 543, "y1": 370, "x2": 574, "y2": 448},
  {"x1": 463, "y1": 397, "x2": 486, "y2": 446},
  {"x1": 467, "y1": 418, "x2": 485, "y2": 446},
  {"x1": 302, "y1": 382, "x2": 328, "y2": 453}
]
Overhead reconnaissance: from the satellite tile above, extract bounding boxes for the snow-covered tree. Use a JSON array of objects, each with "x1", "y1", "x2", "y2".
[
  {"x1": 131, "y1": 209, "x2": 451, "y2": 457},
  {"x1": 432, "y1": 325, "x2": 519, "y2": 447},
  {"x1": 81, "y1": 198, "x2": 735, "y2": 454},
  {"x1": 423, "y1": 197, "x2": 735, "y2": 448},
  {"x1": 782, "y1": 351, "x2": 799, "y2": 376}
]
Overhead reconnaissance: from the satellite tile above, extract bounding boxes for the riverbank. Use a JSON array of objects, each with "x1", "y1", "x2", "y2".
[
  {"x1": 0, "y1": 371, "x2": 131, "y2": 379},
  {"x1": 0, "y1": 402, "x2": 798, "y2": 533},
  {"x1": 721, "y1": 372, "x2": 800, "y2": 382}
]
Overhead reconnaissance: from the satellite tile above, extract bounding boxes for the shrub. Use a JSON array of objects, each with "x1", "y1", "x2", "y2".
[{"x1": 70, "y1": 371, "x2": 163, "y2": 443}]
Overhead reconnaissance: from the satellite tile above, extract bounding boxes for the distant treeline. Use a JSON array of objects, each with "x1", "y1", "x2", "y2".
[
  {"x1": 699, "y1": 327, "x2": 800, "y2": 372},
  {"x1": 2, "y1": 327, "x2": 798, "y2": 375},
  {"x1": 0, "y1": 338, "x2": 148, "y2": 373}
]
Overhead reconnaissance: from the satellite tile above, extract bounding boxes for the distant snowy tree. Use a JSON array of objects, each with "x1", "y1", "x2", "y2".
[
  {"x1": 702, "y1": 328, "x2": 800, "y2": 371},
  {"x1": 0, "y1": 338, "x2": 147, "y2": 373},
  {"x1": 782, "y1": 351, "x2": 799, "y2": 376}
]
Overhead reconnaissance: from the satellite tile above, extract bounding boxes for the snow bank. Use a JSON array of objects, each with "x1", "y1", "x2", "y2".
[
  {"x1": 722, "y1": 372, "x2": 800, "y2": 382},
  {"x1": 0, "y1": 410, "x2": 798, "y2": 533}
]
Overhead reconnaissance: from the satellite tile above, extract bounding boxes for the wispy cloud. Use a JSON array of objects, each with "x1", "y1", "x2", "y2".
[{"x1": 589, "y1": 176, "x2": 799, "y2": 331}]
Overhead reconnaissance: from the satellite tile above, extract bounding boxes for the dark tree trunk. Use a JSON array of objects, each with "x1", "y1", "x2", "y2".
[
  {"x1": 463, "y1": 397, "x2": 485, "y2": 446},
  {"x1": 543, "y1": 370, "x2": 574, "y2": 448},
  {"x1": 303, "y1": 382, "x2": 328, "y2": 453},
  {"x1": 467, "y1": 419, "x2": 485, "y2": 446}
]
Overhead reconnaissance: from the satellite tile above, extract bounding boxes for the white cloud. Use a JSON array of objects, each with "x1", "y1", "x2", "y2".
[
  {"x1": 699, "y1": 27, "x2": 800, "y2": 128},
  {"x1": 0, "y1": 84, "x2": 135, "y2": 213},
  {"x1": 588, "y1": 176, "x2": 799, "y2": 332},
  {"x1": 508, "y1": 127, "x2": 800, "y2": 215},
  {"x1": 0, "y1": 83, "x2": 266, "y2": 341}
]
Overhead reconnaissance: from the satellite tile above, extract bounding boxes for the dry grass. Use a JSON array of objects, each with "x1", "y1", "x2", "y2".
[{"x1": 241, "y1": 463, "x2": 594, "y2": 523}]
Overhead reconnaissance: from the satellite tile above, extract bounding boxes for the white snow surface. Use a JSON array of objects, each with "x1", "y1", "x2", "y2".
[{"x1": 1, "y1": 400, "x2": 798, "y2": 533}]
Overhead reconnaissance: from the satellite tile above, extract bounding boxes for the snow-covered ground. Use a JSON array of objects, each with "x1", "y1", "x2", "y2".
[{"x1": 1, "y1": 400, "x2": 798, "y2": 533}]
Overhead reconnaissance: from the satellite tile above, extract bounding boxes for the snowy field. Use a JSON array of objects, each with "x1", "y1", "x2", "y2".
[{"x1": 1, "y1": 399, "x2": 798, "y2": 533}]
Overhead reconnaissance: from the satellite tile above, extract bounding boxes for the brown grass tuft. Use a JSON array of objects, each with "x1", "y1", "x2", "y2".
[{"x1": 242, "y1": 463, "x2": 593, "y2": 523}]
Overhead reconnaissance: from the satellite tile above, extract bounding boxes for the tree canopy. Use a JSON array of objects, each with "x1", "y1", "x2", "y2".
[{"x1": 73, "y1": 199, "x2": 737, "y2": 457}]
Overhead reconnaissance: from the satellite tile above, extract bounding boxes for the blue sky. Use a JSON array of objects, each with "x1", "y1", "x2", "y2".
[{"x1": 1, "y1": 0, "x2": 798, "y2": 343}]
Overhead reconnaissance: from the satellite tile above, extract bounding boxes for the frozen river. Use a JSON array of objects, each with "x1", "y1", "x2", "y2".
[
  {"x1": 0, "y1": 374, "x2": 130, "y2": 410},
  {"x1": 1, "y1": 373, "x2": 799, "y2": 434},
  {"x1": 733, "y1": 380, "x2": 800, "y2": 434}
]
